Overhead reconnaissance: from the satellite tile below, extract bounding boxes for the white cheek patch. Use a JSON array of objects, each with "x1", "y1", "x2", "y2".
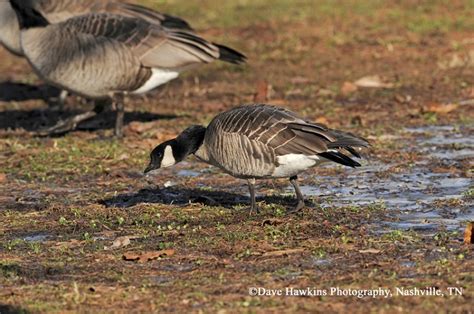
[{"x1": 161, "y1": 145, "x2": 176, "y2": 168}]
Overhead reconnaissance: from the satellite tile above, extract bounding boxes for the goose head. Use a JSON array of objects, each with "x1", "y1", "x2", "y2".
[{"x1": 144, "y1": 125, "x2": 206, "y2": 174}]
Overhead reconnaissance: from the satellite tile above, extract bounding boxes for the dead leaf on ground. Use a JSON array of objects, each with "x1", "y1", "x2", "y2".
[
  {"x1": 437, "y1": 51, "x2": 474, "y2": 70},
  {"x1": 105, "y1": 235, "x2": 139, "y2": 251},
  {"x1": 290, "y1": 76, "x2": 312, "y2": 84},
  {"x1": 359, "y1": 249, "x2": 382, "y2": 254},
  {"x1": 423, "y1": 103, "x2": 459, "y2": 114},
  {"x1": 341, "y1": 82, "x2": 358, "y2": 95},
  {"x1": 464, "y1": 222, "x2": 473, "y2": 244},
  {"x1": 0, "y1": 173, "x2": 7, "y2": 183},
  {"x1": 314, "y1": 117, "x2": 329, "y2": 125},
  {"x1": 317, "y1": 88, "x2": 335, "y2": 97},
  {"x1": 267, "y1": 99, "x2": 286, "y2": 106},
  {"x1": 351, "y1": 115, "x2": 364, "y2": 127},
  {"x1": 253, "y1": 80, "x2": 272, "y2": 102},
  {"x1": 262, "y1": 248, "x2": 305, "y2": 257},
  {"x1": 354, "y1": 75, "x2": 394, "y2": 88},
  {"x1": 123, "y1": 249, "x2": 175, "y2": 263},
  {"x1": 127, "y1": 121, "x2": 159, "y2": 134},
  {"x1": 53, "y1": 239, "x2": 85, "y2": 249},
  {"x1": 461, "y1": 86, "x2": 474, "y2": 98},
  {"x1": 395, "y1": 94, "x2": 412, "y2": 103}
]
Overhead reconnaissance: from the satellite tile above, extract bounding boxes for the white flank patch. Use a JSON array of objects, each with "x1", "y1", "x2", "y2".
[
  {"x1": 161, "y1": 145, "x2": 176, "y2": 168},
  {"x1": 132, "y1": 68, "x2": 179, "y2": 94},
  {"x1": 272, "y1": 154, "x2": 321, "y2": 177}
]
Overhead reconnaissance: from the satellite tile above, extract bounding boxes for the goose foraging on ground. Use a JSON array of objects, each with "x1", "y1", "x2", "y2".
[
  {"x1": 145, "y1": 104, "x2": 369, "y2": 213},
  {"x1": 8, "y1": 0, "x2": 246, "y2": 137}
]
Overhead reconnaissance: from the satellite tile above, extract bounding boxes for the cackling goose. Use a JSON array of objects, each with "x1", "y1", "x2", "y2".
[
  {"x1": 145, "y1": 104, "x2": 369, "y2": 213},
  {"x1": 1, "y1": 0, "x2": 192, "y2": 56},
  {"x1": 8, "y1": 0, "x2": 245, "y2": 137}
]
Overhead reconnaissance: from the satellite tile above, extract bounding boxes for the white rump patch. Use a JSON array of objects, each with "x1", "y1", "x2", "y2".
[
  {"x1": 132, "y1": 68, "x2": 179, "y2": 94},
  {"x1": 272, "y1": 154, "x2": 321, "y2": 177},
  {"x1": 161, "y1": 145, "x2": 176, "y2": 168}
]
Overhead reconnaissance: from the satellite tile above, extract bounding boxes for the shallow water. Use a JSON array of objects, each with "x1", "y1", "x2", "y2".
[
  {"x1": 23, "y1": 233, "x2": 50, "y2": 242},
  {"x1": 291, "y1": 125, "x2": 474, "y2": 234}
]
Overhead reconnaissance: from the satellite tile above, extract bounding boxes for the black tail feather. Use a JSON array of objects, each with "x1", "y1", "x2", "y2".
[
  {"x1": 345, "y1": 146, "x2": 361, "y2": 158},
  {"x1": 215, "y1": 44, "x2": 247, "y2": 64},
  {"x1": 319, "y1": 151, "x2": 361, "y2": 168}
]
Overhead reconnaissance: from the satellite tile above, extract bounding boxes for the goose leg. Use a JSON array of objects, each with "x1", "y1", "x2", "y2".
[
  {"x1": 47, "y1": 89, "x2": 68, "y2": 111},
  {"x1": 39, "y1": 110, "x2": 97, "y2": 136},
  {"x1": 39, "y1": 98, "x2": 109, "y2": 136},
  {"x1": 58, "y1": 89, "x2": 69, "y2": 110},
  {"x1": 289, "y1": 175, "x2": 305, "y2": 213},
  {"x1": 114, "y1": 94, "x2": 125, "y2": 138},
  {"x1": 247, "y1": 178, "x2": 260, "y2": 215}
]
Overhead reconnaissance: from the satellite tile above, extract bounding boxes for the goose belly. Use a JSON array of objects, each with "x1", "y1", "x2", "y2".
[
  {"x1": 272, "y1": 154, "x2": 322, "y2": 177},
  {"x1": 132, "y1": 68, "x2": 179, "y2": 94},
  {"x1": 21, "y1": 29, "x2": 146, "y2": 98}
]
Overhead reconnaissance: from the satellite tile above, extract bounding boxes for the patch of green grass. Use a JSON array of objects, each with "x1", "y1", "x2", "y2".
[
  {"x1": 423, "y1": 112, "x2": 438, "y2": 124},
  {"x1": 3, "y1": 239, "x2": 25, "y2": 251},
  {"x1": 222, "y1": 229, "x2": 253, "y2": 243},
  {"x1": 382, "y1": 230, "x2": 419, "y2": 243},
  {"x1": 463, "y1": 188, "x2": 474, "y2": 199},
  {"x1": 28, "y1": 242, "x2": 42, "y2": 254},
  {"x1": 311, "y1": 247, "x2": 327, "y2": 258},
  {"x1": 433, "y1": 230, "x2": 459, "y2": 246},
  {"x1": 264, "y1": 224, "x2": 293, "y2": 242},
  {"x1": 0, "y1": 260, "x2": 21, "y2": 278},
  {"x1": 3, "y1": 137, "x2": 146, "y2": 183}
]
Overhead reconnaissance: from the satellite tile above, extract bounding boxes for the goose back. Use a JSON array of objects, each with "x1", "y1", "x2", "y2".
[
  {"x1": 1, "y1": 0, "x2": 192, "y2": 58},
  {"x1": 20, "y1": 11, "x2": 243, "y2": 98},
  {"x1": 37, "y1": 0, "x2": 192, "y2": 30}
]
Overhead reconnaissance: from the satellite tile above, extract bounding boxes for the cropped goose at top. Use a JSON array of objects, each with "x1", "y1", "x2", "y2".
[
  {"x1": 0, "y1": 0, "x2": 193, "y2": 107},
  {"x1": 0, "y1": 0, "x2": 192, "y2": 57},
  {"x1": 145, "y1": 104, "x2": 370, "y2": 213},
  {"x1": 7, "y1": 0, "x2": 246, "y2": 137}
]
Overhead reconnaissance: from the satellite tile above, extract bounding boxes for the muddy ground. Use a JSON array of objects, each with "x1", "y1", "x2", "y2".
[{"x1": 0, "y1": 0, "x2": 473, "y2": 313}]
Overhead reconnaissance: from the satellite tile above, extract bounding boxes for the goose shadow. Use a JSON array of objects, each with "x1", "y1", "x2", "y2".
[
  {"x1": 0, "y1": 81, "x2": 180, "y2": 132},
  {"x1": 0, "y1": 304, "x2": 30, "y2": 314},
  {"x1": 0, "y1": 109, "x2": 179, "y2": 132},
  {"x1": 0, "y1": 81, "x2": 61, "y2": 102},
  {"x1": 100, "y1": 187, "x2": 312, "y2": 210}
]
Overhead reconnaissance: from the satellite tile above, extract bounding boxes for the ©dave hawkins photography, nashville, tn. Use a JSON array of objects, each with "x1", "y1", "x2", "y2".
[
  {"x1": 0, "y1": 0, "x2": 472, "y2": 313},
  {"x1": 249, "y1": 286, "x2": 464, "y2": 298}
]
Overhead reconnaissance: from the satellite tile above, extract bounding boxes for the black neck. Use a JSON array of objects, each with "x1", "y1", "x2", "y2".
[
  {"x1": 173, "y1": 125, "x2": 206, "y2": 161},
  {"x1": 9, "y1": 0, "x2": 49, "y2": 29}
]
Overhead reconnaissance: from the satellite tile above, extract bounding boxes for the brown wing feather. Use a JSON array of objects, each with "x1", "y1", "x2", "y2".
[
  {"x1": 59, "y1": 13, "x2": 233, "y2": 69},
  {"x1": 209, "y1": 104, "x2": 368, "y2": 157}
]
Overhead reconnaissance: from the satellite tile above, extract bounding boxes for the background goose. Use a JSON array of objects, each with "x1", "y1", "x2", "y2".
[
  {"x1": 0, "y1": 0, "x2": 192, "y2": 107},
  {"x1": 145, "y1": 104, "x2": 369, "y2": 213},
  {"x1": 0, "y1": 0, "x2": 192, "y2": 56},
  {"x1": 8, "y1": 0, "x2": 246, "y2": 137}
]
